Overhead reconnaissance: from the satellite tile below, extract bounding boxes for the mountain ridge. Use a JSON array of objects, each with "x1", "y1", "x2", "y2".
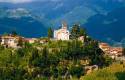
[
  {"x1": 0, "y1": 0, "x2": 125, "y2": 46},
  {"x1": 0, "y1": 8, "x2": 47, "y2": 38}
]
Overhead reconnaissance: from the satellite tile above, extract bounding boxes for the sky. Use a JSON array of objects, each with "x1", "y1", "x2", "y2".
[{"x1": 0, "y1": 0, "x2": 124, "y2": 3}]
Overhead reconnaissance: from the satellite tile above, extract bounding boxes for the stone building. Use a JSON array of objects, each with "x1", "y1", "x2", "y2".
[
  {"x1": 99, "y1": 42, "x2": 123, "y2": 57},
  {"x1": 0, "y1": 34, "x2": 20, "y2": 48},
  {"x1": 54, "y1": 22, "x2": 70, "y2": 40},
  {"x1": 25, "y1": 38, "x2": 37, "y2": 44}
]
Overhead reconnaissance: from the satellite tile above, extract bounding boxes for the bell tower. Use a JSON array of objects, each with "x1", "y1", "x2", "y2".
[{"x1": 62, "y1": 21, "x2": 67, "y2": 29}]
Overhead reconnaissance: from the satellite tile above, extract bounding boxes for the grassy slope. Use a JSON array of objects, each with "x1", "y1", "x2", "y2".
[{"x1": 81, "y1": 63, "x2": 125, "y2": 80}]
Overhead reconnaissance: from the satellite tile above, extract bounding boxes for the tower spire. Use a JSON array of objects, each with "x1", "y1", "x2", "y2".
[{"x1": 62, "y1": 21, "x2": 67, "y2": 29}]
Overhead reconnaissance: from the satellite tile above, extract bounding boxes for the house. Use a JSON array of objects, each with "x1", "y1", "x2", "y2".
[
  {"x1": 39, "y1": 39, "x2": 48, "y2": 44},
  {"x1": 25, "y1": 38, "x2": 37, "y2": 44},
  {"x1": 99, "y1": 42, "x2": 123, "y2": 57},
  {"x1": 54, "y1": 22, "x2": 70, "y2": 40},
  {"x1": 99, "y1": 43, "x2": 110, "y2": 54},
  {"x1": 110, "y1": 47, "x2": 123, "y2": 56},
  {"x1": 0, "y1": 34, "x2": 20, "y2": 48}
]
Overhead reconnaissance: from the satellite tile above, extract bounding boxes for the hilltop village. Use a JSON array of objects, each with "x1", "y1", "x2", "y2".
[
  {"x1": 0, "y1": 22, "x2": 124, "y2": 58},
  {"x1": 0, "y1": 22, "x2": 125, "y2": 80}
]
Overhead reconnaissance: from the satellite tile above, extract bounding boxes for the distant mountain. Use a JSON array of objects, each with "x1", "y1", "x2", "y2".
[
  {"x1": 0, "y1": 0, "x2": 125, "y2": 46},
  {"x1": 1, "y1": 0, "x2": 124, "y2": 27},
  {"x1": 84, "y1": 7, "x2": 125, "y2": 46},
  {"x1": 0, "y1": 8, "x2": 47, "y2": 37}
]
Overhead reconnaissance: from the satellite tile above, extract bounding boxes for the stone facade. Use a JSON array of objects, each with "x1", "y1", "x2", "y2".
[
  {"x1": 25, "y1": 38, "x2": 37, "y2": 44},
  {"x1": 99, "y1": 42, "x2": 123, "y2": 57},
  {"x1": 54, "y1": 22, "x2": 70, "y2": 40},
  {"x1": 0, "y1": 35, "x2": 20, "y2": 48}
]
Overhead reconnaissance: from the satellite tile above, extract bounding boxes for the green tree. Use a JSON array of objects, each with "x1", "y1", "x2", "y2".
[
  {"x1": 17, "y1": 48, "x2": 25, "y2": 57},
  {"x1": 47, "y1": 27, "x2": 53, "y2": 39},
  {"x1": 29, "y1": 48, "x2": 41, "y2": 67},
  {"x1": 70, "y1": 24, "x2": 80, "y2": 39},
  {"x1": 51, "y1": 67, "x2": 58, "y2": 78},
  {"x1": 79, "y1": 28, "x2": 86, "y2": 36},
  {"x1": 18, "y1": 37, "x2": 23, "y2": 47},
  {"x1": 104, "y1": 55, "x2": 113, "y2": 66},
  {"x1": 11, "y1": 30, "x2": 18, "y2": 36},
  {"x1": 123, "y1": 48, "x2": 125, "y2": 56},
  {"x1": 3, "y1": 32, "x2": 8, "y2": 36},
  {"x1": 69, "y1": 65, "x2": 84, "y2": 78},
  {"x1": 41, "y1": 47, "x2": 49, "y2": 67}
]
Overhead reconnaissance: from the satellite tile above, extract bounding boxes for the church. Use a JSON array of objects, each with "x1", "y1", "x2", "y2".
[{"x1": 54, "y1": 22, "x2": 70, "y2": 40}]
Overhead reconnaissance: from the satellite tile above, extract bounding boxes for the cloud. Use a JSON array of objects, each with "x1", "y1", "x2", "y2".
[
  {"x1": 0, "y1": 0, "x2": 61, "y2": 3},
  {"x1": 0, "y1": 0, "x2": 33, "y2": 3}
]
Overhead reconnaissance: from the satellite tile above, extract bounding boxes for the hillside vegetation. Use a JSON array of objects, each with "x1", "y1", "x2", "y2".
[
  {"x1": 0, "y1": 38, "x2": 110, "y2": 80},
  {"x1": 0, "y1": 24, "x2": 122, "y2": 80},
  {"x1": 81, "y1": 63, "x2": 125, "y2": 80}
]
